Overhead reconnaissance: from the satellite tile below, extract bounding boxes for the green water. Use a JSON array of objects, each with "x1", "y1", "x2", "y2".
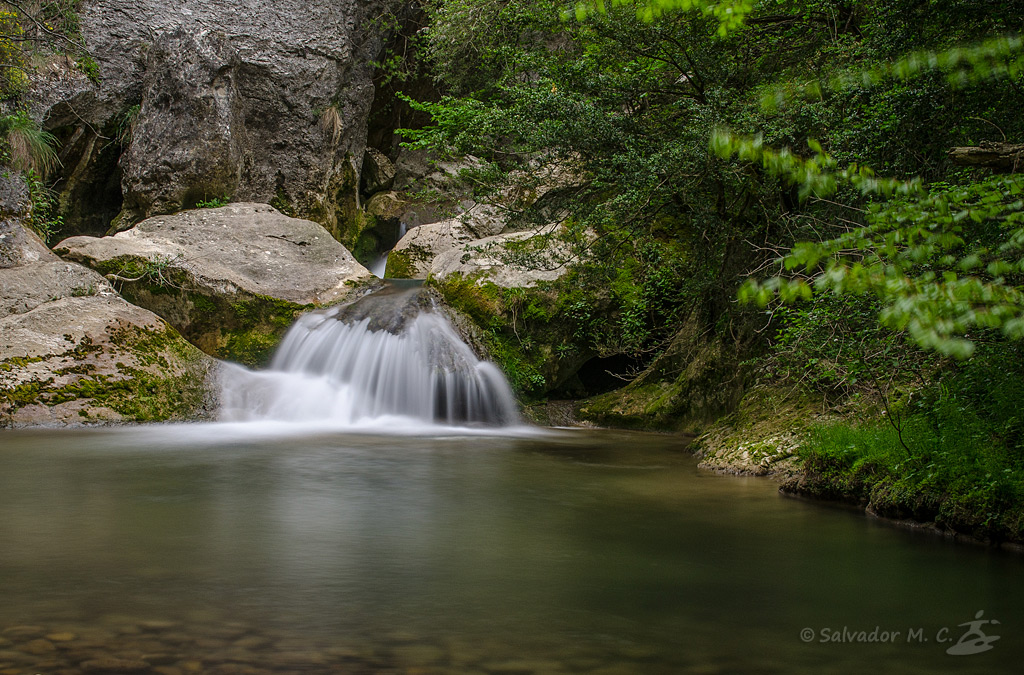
[{"x1": 0, "y1": 425, "x2": 1020, "y2": 674}]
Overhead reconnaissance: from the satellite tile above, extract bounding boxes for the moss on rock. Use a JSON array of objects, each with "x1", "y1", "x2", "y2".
[
  {"x1": 114, "y1": 280, "x2": 309, "y2": 367},
  {"x1": 1, "y1": 303, "x2": 214, "y2": 427},
  {"x1": 431, "y1": 273, "x2": 598, "y2": 401},
  {"x1": 577, "y1": 313, "x2": 747, "y2": 432}
]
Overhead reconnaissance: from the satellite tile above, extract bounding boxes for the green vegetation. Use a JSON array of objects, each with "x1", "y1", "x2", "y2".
[
  {"x1": 25, "y1": 169, "x2": 63, "y2": 242},
  {"x1": 1, "y1": 110, "x2": 58, "y2": 174},
  {"x1": 383, "y1": 249, "x2": 416, "y2": 279},
  {"x1": 116, "y1": 104, "x2": 141, "y2": 145},
  {"x1": 796, "y1": 341, "x2": 1024, "y2": 542},
  {"x1": 435, "y1": 274, "x2": 551, "y2": 397},
  {"x1": 404, "y1": 0, "x2": 1024, "y2": 541},
  {"x1": 269, "y1": 188, "x2": 296, "y2": 216},
  {"x1": 194, "y1": 195, "x2": 230, "y2": 209},
  {"x1": 84, "y1": 253, "x2": 307, "y2": 367},
  {"x1": 0, "y1": 1, "x2": 89, "y2": 245},
  {"x1": 0, "y1": 326, "x2": 210, "y2": 424}
]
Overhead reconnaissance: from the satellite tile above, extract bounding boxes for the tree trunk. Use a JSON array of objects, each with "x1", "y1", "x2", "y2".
[{"x1": 947, "y1": 142, "x2": 1024, "y2": 172}]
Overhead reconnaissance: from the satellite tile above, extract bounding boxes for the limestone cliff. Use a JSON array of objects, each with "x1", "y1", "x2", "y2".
[{"x1": 39, "y1": 0, "x2": 389, "y2": 238}]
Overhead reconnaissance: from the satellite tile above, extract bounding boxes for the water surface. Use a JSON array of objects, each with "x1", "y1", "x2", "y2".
[{"x1": 0, "y1": 426, "x2": 1020, "y2": 674}]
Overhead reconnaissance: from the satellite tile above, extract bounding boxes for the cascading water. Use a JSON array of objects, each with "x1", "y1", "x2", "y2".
[{"x1": 220, "y1": 283, "x2": 520, "y2": 427}]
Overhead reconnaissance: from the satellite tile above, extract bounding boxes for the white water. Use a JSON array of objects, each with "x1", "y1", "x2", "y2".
[
  {"x1": 369, "y1": 253, "x2": 389, "y2": 278},
  {"x1": 221, "y1": 304, "x2": 520, "y2": 428}
]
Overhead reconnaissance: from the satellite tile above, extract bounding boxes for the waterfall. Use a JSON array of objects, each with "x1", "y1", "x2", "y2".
[
  {"x1": 369, "y1": 253, "x2": 389, "y2": 278},
  {"x1": 220, "y1": 284, "x2": 520, "y2": 427}
]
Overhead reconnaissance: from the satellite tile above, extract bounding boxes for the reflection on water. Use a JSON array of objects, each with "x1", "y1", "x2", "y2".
[{"x1": 0, "y1": 425, "x2": 1021, "y2": 674}]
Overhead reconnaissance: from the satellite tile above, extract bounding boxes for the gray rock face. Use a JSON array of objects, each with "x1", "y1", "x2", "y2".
[
  {"x1": 362, "y1": 148, "x2": 396, "y2": 196},
  {"x1": 55, "y1": 203, "x2": 375, "y2": 365},
  {"x1": 384, "y1": 207, "x2": 507, "y2": 279},
  {"x1": 390, "y1": 150, "x2": 483, "y2": 230},
  {"x1": 0, "y1": 219, "x2": 51, "y2": 270},
  {"x1": 0, "y1": 261, "x2": 111, "y2": 318},
  {"x1": 41, "y1": 0, "x2": 388, "y2": 235},
  {"x1": 429, "y1": 225, "x2": 574, "y2": 288},
  {"x1": 385, "y1": 218, "x2": 476, "y2": 279},
  {"x1": 57, "y1": 203, "x2": 373, "y2": 305},
  {"x1": 0, "y1": 222, "x2": 215, "y2": 428}
]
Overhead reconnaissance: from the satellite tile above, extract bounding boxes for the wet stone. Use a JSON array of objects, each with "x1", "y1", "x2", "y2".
[
  {"x1": 141, "y1": 654, "x2": 180, "y2": 666},
  {"x1": 0, "y1": 651, "x2": 33, "y2": 664},
  {"x1": 265, "y1": 651, "x2": 328, "y2": 667},
  {"x1": 587, "y1": 664, "x2": 643, "y2": 675},
  {"x1": 120, "y1": 641, "x2": 166, "y2": 655},
  {"x1": 323, "y1": 646, "x2": 364, "y2": 660},
  {"x1": 152, "y1": 667, "x2": 182, "y2": 675},
  {"x1": 222, "y1": 650, "x2": 260, "y2": 664},
  {"x1": 562, "y1": 657, "x2": 604, "y2": 671},
  {"x1": 113, "y1": 651, "x2": 147, "y2": 662},
  {"x1": 138, "y1": 622, "x2": 180, "y2": 633},
  {"x1": 480, "y1": 659, "x2": 568, "y2": 674},
  {"x1": 205, "y1": 665, "x2": 262, "y2": 675},
  {"x1": 34, "y1": 659, "x2": 68, "y2": 669},
  {"x1": 2, "y1": 626, "x2": 45, "y2": 639},
  {"x1": 392, "y1": 644, "x2": 448, "y2": 666},
  {"x1": 615, "y1": 645, "x2": 660, "y2": 660},
  {"x1": 155, "y1": 633, "x2": 192, "y2": 646},
  {"x1": 384, "y1": 631, "x2": 421, "y2": 644},
  {"x1": 232, "y1": 636, "x2": 270, "y2": 650},
  {"x1": 204, "y1": 626, "x2": 248, "y2": 640},
  {"x1": 64, "y1": 648, "x2": 116, "y2": 664},
  {"x1": 80, "y1": 657, "x2": 153, "y2": 673},
  {"x1": 22, "y1": 638, "x2": 57, "y2": 654}
]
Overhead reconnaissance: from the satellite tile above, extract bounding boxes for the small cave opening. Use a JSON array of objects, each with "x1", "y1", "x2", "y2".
[
  {"x1": 48, "y1": 120, "x2": 125, "y2": 238},
  {"x1": 566, "y1": 353, "x2": 648, "y2": 398}
]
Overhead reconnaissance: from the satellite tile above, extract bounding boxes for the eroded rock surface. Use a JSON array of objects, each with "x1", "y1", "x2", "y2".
[
  {"x1": 38, "y1": 0, "x2": 389, "y2": 236},
  {"x1": 1, "y1": 218, "x2": 214, "y2": 428},
  {"x1": 429, "y1": 225, "x2": 574, "y2": 288},
  {"x1": 55, "y1": 203, "x2": 374, "y2": 365}
]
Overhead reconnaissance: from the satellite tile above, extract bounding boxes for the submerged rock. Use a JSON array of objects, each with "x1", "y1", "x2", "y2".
[
  {"x1": 0, "y1": 220, "x2": 215, "y2": 428},
  {"x1": 55, "y1": 203, "x2": 375, "y2": 366}
]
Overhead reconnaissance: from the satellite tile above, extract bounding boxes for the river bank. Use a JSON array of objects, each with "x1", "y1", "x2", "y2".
[{"x1": 528, "y1": 383, "x2": 1024, "y2": 552}]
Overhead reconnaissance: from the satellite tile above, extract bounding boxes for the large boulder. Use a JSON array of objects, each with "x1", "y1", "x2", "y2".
[
  {"x1": 429, "y1": 225, "x2": 574, "y2": 288},
  {"x1": 384, "y1": 218, "x2": 476, "y2": 280},
  {"x1": 55, "y1": 203, "x2": 375, "y2": 365},
  {"x1": 361, "y1": 148, "x2": 396, "y2": 196},
  {"x1": 1, "y1": 216, "x2": 214, "y2": 428},
  {"x1": 384, "y1": 208, "x2": 508, "y2": 279},
  {"x1": 36, "y1": 0, "x2": 389, "y2": 237}
]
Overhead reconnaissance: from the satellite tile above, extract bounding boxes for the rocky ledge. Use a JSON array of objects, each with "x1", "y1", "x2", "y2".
[
  {"x1": 55, "y1": 203, "x2": 375, "y2": 366},
  {"x1": 1, "y1": 219, "x2": 214, "y2": 428}
]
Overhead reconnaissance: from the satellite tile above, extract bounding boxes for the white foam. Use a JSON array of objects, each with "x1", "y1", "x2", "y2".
[{"x1": 219, "y1": 308, "x2": 521, "y2": 429}]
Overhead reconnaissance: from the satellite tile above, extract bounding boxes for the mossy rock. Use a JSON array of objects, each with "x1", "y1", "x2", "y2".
[
  {"x1": 121, "y1": 282, "x2": 310, "y2": 368},
  {"x1": 1, "y1": 295, "x2": 215, "y2": 427},
  {"x1": 430, "y1": 273, "x2": 599, "y2": 402}
]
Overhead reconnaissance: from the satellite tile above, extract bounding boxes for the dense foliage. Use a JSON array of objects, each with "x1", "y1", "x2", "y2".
[{"x1": 398, "y1": 0, "x2": 1024, "y2": 539}]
